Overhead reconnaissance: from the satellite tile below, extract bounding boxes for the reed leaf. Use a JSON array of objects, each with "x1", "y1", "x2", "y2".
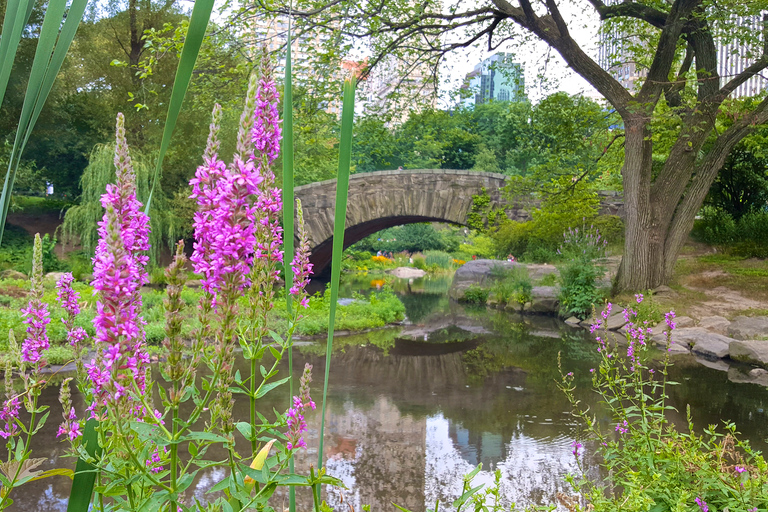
[
  {"x1": 144, "y1": 0, "x2": 215, "y2": 214},
  {"x1": 66, "y1": 418, "x2": 101, "y2": 512},
  {"x1": 0, "y1": 0, "x2": 88, "y2": 246},
  {"x1": 316, "y1": 76, "x2": 356, "y2": 480},
  {"x1": 281, "y1": 20, "x2": 297, "y2": 512},
  {"x1": 0, "y1": 0, "x2": 35, "y2": 109}
]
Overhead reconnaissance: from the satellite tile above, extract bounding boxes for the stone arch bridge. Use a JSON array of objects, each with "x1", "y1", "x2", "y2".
[{"x1": 294, "y1": 169, "x2": 623, "y2": 274}]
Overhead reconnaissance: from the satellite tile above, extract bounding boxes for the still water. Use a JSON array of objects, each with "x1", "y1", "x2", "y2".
[{"x1": 9, "y1": 274, "x2": 768, "y2": 511}]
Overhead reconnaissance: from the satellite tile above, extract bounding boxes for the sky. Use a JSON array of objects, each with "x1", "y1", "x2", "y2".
[{"x1": 435, "y1": 0, "x2": 604, "y2": 105}]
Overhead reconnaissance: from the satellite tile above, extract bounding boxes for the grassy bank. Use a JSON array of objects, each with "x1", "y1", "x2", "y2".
[{"x1": 0, "y1": 278, "x2": 405, "y2": 361}]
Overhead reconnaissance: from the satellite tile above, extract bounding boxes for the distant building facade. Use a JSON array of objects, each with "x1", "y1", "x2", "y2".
[
  {"x1": 461, "y1": 53, "x2": 525, "y2": 107},
  {"x1": 361, "y1": 54, "x2": 438, "y2": 123},
  {"x1": 597, "y1": 6, "x2": 767, "y2": 97}
]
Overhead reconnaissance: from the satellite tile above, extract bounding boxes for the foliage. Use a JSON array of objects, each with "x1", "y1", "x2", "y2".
[
  {"x1": 461, "y1": 285, "x2": 490, "y2": 305},
  {"x1": 61, "y1": 143, "x2": 183, "y2": 263},
  {"x1": 705, "y1": 143, "x2": 768, "y2": 220},
  {"x1": 692, "y1": 208, "x2": 768, "y2": 258},
  {"x1": 424, "y1": 250, "x2": 453, "y2": 269},
  {"x1": 589, "y1": 215, "x2": 624, "y2": 246},
  {"x1": 561, "y1": 303, "x2": 768, "y2": 512},
  {"x1": 557, "y1": 223, "x2": 608, "y2": 319},
  {"x1": 412, "y1": 253, "x2": 427, "y2": 270},
  {"x1": 490, "y1": 265, "x2": 532, "y2": 307},
  {"x1": 353, "y1": 223, "x2": 454, "y2": 253},
  {"x1": 467, "y1": 188, "x2": 506, "y2": 232},
  {"x1": 459, "y1": 232, "x2": 497, "y2": 259},
  {"x1": 493, "y1": 187, "x2": 601, "y2": 263}
]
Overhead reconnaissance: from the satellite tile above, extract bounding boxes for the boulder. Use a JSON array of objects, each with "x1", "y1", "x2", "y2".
[
  {"x1": 726, "y1": 316, "x2": 768, "y2": 340},
  {"x1": 652, "y1": 285, "x2": 678, "y2": 298},
  {"x1": 653, "y1": 327, "x2": 735, "y2": 359},
  {"x1": 44, "y1": 272, "x2": 68, "y2": 283},
  {"x1": 675, "y1": 316, "x2": 695, "y2": 328},
  {"x1": 694, "y1": 356, "x2": 730, "y2": 372},
  {"x1": 449, "y1": 259, "x2": 517, "y2": 300},
  {"x1": 526, "y1": 264, "x2": 558, "y2": 283},
  {"x1": 525, "y1": 286, "x2": 559, "y2": 315},
  {"x1": 564, "y1": 316, "x2": 581, "y2": 326},
  {"x1": 390, "y1": 266, "x2": 427, "y2": 279},
  {"x1": 697, "y1": 315, "x2": 731, "y2": 334},
  {"x1": 729, "y1": 339, "x2": 768, "y2": 369},
  {"x1": 0, "y1": 269, "x2": 27, "y2": 280},
  {"x1": 728, "y1": 366, "x2": 768, "y2": 387},
  {"x1": 605, "y1": 311, "x2": 627, "y2": 331},
  {"x1": 666, "y1": 343, "x2": 691, "y2": 355}
]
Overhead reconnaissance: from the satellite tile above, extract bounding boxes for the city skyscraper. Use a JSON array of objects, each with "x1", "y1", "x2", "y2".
[{"x1": 461, "y1": 53, "x2": 525, "y2": 107}]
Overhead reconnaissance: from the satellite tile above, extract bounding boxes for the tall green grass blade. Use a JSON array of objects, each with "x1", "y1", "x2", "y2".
[
  {"x1": 0, "y1": 0, "x2": 87, "y2": 246},
  {"x1": 316, "y1": 76, "x2": 356, "y2": 490},
  {"x1": 66, "y1": 418, "x2": 101, "y2": 512},
  {"x1": 280, "y1": 19, "x2": 297, "y2": 512},
  {"x1": 0, "y1": 0, "x2": 36, "y2": 109},
  {"x1": 144, "y1": 0, "x2": 214, "y2": 214}
]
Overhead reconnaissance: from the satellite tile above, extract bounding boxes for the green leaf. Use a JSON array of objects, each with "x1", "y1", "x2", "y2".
[
  {"x1": 144, "y1": 0, "x2": 215, "y2": 214},
  {"x1": 317, "y1": 76, "x2": 356, "y2": 472},
  {"x1": 256, "y1": 377, "x2": 291, "y2": 399},
  {"x1": 178, "y1": 431, "x2": 229, "y2": 444},
  {"x1": 0, "y1": 0, "x2": 88, "y2": 245},
  {"x1": 452, "y1": 484, "x2": 484, "y2": 509},
  {"x1": 67, "y1": 417, "x2": 101, "y2": 512}
]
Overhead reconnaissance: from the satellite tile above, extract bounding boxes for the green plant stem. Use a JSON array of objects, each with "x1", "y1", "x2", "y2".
[
  {"x1": 250, "y1": 356, "x2": 258, "y2": 454},
  {"x1": 0, "y1": 388, "x2": 38, "y2": 509}
]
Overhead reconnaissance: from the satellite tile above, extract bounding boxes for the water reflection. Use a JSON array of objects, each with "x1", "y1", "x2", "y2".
[{"x1": 6, "y1": 275, "x2": 768, "y2": 511}]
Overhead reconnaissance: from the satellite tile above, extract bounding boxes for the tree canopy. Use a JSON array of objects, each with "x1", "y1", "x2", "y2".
[{"x1": 240, "y1": 0, "x2": 768, "y2": 290}]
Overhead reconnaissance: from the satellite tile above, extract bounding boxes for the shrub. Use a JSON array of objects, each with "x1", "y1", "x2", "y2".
[
  {"x1": 411, "y1": 253, "x2": 427, "y2": 269},
  {"x1": 561, "y1": 303, "x2": 768, "y2": 512},
  {"x1": 558, "y1": 260, "x2": 603, "y2": 318},
  {"x1": 461, "y1": 284, "x2": 490, "y2": 304},
  {"x1": 692, "y1": 206, "x2": 737, "y2": 246},
  {"x1": 490, "y1": 265, "x2": 532, "y2": 306},
  {"x1": 521, "y1": 244, "x2": 558, "y2": 263},
  {"x1": 590, "y1": 215, "x2": 625, "y2": 244},
  {"x1": 693, "y1": 208, "x2": 768, "y2": 257},
  {"x1": 424, "y1": 250, "x2": 452, "y2": 269}
]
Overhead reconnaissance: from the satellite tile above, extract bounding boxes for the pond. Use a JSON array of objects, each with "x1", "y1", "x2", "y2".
[{"x1": 9, "y1": 274, "x2": 768, "y2": 511}]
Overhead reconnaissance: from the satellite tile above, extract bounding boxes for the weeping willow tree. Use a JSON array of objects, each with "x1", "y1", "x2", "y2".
[{"x1": 62, "y1": 143, "x2": 184, "y2": 264}]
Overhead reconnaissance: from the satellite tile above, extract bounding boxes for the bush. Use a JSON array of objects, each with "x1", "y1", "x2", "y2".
[
  {"x1": 590, "y1": 215, "x2": 625, "y2": 244},
  {"x1": 424, "y1": 250, "x2": 452, "y2": 269},
  {"x1": 693, "y1": 207, "x2": 768, "y2": 257},
  {"x1": 490, "y1": 265, "x2": 532, "y2": 306},
  {"x1": 558, "y1": 260, "x2": 603, "y2": 318},
  {"x1": 521, "y1": 244, "x2": 558, "y2": 263},
  {"x1": 411, "y1": 253, "x2": 426, "y2": 269},
  {"x1": 461, "y1": 284, "x2": 490, "y2": 304}
]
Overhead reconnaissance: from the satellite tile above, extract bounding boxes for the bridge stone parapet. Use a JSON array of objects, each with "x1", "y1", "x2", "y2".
[{"x1": 295, "y1": 169, "x2": 623, "y2": 274}]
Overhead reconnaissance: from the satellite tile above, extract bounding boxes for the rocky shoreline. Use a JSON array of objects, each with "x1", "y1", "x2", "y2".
[{"x1": 448, "y1": 259, "x2": 768, "y2": 380}]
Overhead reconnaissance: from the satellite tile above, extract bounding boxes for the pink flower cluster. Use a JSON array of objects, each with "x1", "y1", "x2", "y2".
[
  {"x1": 56, "y1": 273, "x2": 88, "y2": 347},
  {"x1": 290, "y1": 200, "x2": 313, "y2": 309},
  {"x1": 20, "y1": 299, "x2": 50, "y2": 365},
  {"x1": 56, "y1": 408, "x2": 82, "y2": 441},
  {"x1": 86, "y1": 113, "x2": 151, "y2": 409},
  {"x1": 286, "y1": 364, "x2": 315, "y2": 450},
  {"x1": 0, "y1": 397, "x2": 20, "y2": 439}
]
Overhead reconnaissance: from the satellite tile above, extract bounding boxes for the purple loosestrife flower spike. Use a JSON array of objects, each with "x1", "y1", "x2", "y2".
[
  {"x1": 286, "y1": 364, "x2": 314, "y2": 450},
  {"x1": 21, "y1": 234, "x2": 50, "y2": 367},
  {"x1": 86, "y1": 113, "x2": 151, "y2": 410},
  {"x1": 290, "y1": 200, "x2": 313, "y2": 309},
  {"x1": 694, "y1": 497, "x2": 708, "y2": 512},
  {"x1": 0, "y1": 338, "x2": 20, "y2": 439}
]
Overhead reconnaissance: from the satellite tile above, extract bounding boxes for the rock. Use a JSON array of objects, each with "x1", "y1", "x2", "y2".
[
  {"x1": 675, "y1": 316, "x2": 695, "y2": 328},
  {"x1": 697, "y1": 315, "x2": 731, "y2": 334},
  {"x1": 653, "y1": 327, "x2": 735, "y2": 359},
  {"x1": 605, "y1": 311, "x2": 627, "y2": 331},
  {"x1": 666, "y1": 343, "x2": 690, "y2": 355},
  {"x1": 449, "y1": 259, "x2": 517, "y2": 300},
  {"x1": 390, "y1": 266, "x2": 427, "y2": 279},
  {"x1": 44, "y1": 272, "x2": 68, "y2": 283},
  {"x1": 525, "y1": 286, "x2": 559, "y2": 315},
  {"x1": 78, "y1": 273, "x2": 93, "y2": 283},
  {"x1": 694, "y1": 356, "x2": 730, "y2": 372},
  {"x1": 526, "y1": 264, "x2": 558, "y2": 283},
  {"x1": 652, "y1": 284, "x2": 678, "y2": 298},
  {"x1": 186, "y1": 279, "x2": 201, "y2": 288},
  {"x1": 729, "y1": 340, "x2": 768, "y2": 369},
  {"x1": 726, "y1": 316, "x2": 768, "y2": 340},
  {"x1": 728, "y1": 366, "x2": 768, "y2": 387},
  {"x1": 564, "y1": 316, "x2": 581, "y2": 325},
  {"x1": 338, "y1": 298, "x2": 362, "y2": 306},
  {"x1": 0, "y1": 269, "x2": 27, "y2": 280}
]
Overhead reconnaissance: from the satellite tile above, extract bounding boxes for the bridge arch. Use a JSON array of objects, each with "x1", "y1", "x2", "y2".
[{"x1": 294, "y1": 169, "x2": 509, "y2": 275}]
